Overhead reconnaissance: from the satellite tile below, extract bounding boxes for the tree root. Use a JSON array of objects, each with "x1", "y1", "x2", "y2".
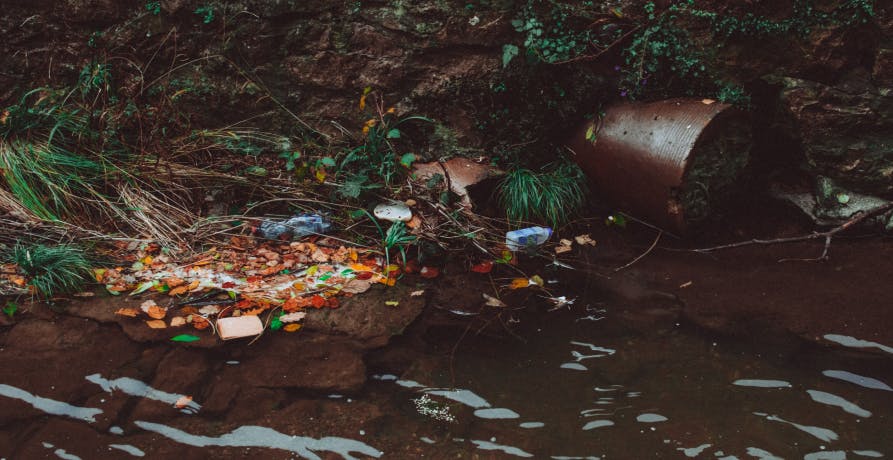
[{"x1": 692, "y1": 202, "x2": 893, "y2": 262}]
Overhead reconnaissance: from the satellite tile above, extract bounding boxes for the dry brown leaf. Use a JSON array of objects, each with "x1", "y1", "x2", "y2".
[
  {"x1": 115, "y1": 308, "x2": 140, "y2": 317},
  {"x1": 191, "y1": 316, "x2": 210, "y2": 330},
  {"x1": 174, "y1": 395, "x2": 193, "y2": 409},
  {"x1": 406, "y1": 215, "x2": 422, "y2": 229},
  {"x1": 165, "y1": 277, "x2": 186, "y2": 288},
  {"x1": 186, "y1": 280, "x2": 201, "y2": 291},
  {"x1": 341, "y1": 279, "x2": 372, "y2": 294},
  {"x1": 574, "y1": 234, "x2": 596, "y2": 246},
  {"x1": 280, "y1": 312, "x2": 307, "y2": 323},
  {"x1": 146, "y1": 319, "x2": 167, "y2": 329},
  {"x1": 311, "y1": 248, "x2": 329, "y2": 263},
  {"x1": 72, "y1": 292, "x2": 95, "y2": 298},
  {"x1": 410, "y1": 290, "x2": 425, "y2": 297},
  {"x1": 146, "y1": 305, "x2": 167, "y2": 320},
  {"x1": 482, "y1": 293, "x2": 507, "y2": 308},
  {"x1": 168, "y1": 285, "x2": 189, "y2": 297},
  {"x1": 170, "y1": 317, "x2": 187, "y2": 327},
  {"x1": 555, "y1": 245, "x2": 572, "y2": 254},
  {"x1": 198, "y1": 305, "x2": 220, "y2": 315}
]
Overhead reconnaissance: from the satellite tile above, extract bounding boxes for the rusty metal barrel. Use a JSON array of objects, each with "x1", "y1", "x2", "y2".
[{"x1": 569, "y1": 98, "x2": 751, "y2": 232}]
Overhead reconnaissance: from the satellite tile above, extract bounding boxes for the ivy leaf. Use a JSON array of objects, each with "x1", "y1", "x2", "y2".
[
  {"x1": 2, "y1": 301, "x2": 17, "y2": 318},
  {"x1": 270, "y1": 311, "x2": 284, "y2": 331},
  {"x1": 502, "y1": 44, "x2": 519, "y2": 68},
  {"x1": 387, "y1": 128, "x2": 401, "y2": 139},
  {"x1": 320, "y1": 157, "x2": 337, "y2": 167},
  {"x1": 400, "y1": 153, "x2": 416, "y2": 168},
  {"x1": 170, "y1": 334, "x2": 201, "y2": 343},
  {"x1": 244, "y1": 166, "x2": 268, "y2": 177}
]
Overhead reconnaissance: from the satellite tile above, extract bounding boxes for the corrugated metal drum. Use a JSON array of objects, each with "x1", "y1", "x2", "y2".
[{"x1": 569, "y1": 98, "x2": 750, "y2": 232}]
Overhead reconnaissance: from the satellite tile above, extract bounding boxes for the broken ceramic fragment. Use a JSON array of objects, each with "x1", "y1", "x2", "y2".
[
  {"x1": 217, "y1": 316, "x2": 264, "y2": 340},
  {"x1": 412, "y1": 157, "x2": 502, "y2": 208}
]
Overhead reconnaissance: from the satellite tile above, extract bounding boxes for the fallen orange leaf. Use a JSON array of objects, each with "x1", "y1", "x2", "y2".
[
  {"x1": 174, "y1": 395, "x2": 193, "y2": 409},
  {"x1": 115, "y1": 308, "x2": 140, "y2": 317},
  {"x1": 283, "y1": 297, "x2": 301, "y2": 312},
  {"x1": 284, "y1": 323, "x2": 302, "y2": 332},
  {"x1": 146, "y1": 305, "x2": 167, "y2": 320},
  {"x1": 192, "y1": 316, "x2": 210, "y2": 330},
  {"x1": 146, "y1": 320, "x2": 167, "y2": 329},
  {"x1": 165, "y1": 277, "x2": 186, "y2": 288},
  {"x1": 186, "y1": 280, "x2": 200, "y2": 291},
  {"x1": 509, "y1": 278, "x2": 530, "y2": 289},
  {"x1": 168, "y1": 285, "x2": 188, "y2": 296}
]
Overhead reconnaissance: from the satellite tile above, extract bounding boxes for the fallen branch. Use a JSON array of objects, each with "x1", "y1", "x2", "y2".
[
  {"x1": 692, "y1": 202, "x2": 893, "y2": 261},
  {"x1": 615, "y1": 230, "x2": 662, "y2": 272}
]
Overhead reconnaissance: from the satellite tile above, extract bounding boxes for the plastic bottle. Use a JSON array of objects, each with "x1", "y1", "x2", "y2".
[
  {"x1": 505, "y1": 227, "x2": 553, "y2": 251},
  {"x1": 255, "y1": 213, "x2": 332, "y2": 240}
]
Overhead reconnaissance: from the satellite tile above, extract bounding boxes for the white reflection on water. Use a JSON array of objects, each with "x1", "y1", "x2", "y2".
[
  {"x1": 753, "y1": 412, "x2": 838, "y2": 442},
  {"x1": 85, "y1": 374, "x2": 201, "y2": 414},
  {"x1": 108, "y1": 444, "x2": 145, "y2": 457},
  {"x1": 677, "y1": 443, "x2": 711, "y2": 457},
  {"x1": 822, "y1": 370, "x2": 893, "y2": 392},
  {"x1": 470, "y1": 439, "x2": 533, "y2": 458},
  {"x1": 823, "y1": 334, "x2": 893, "y2": 355},
  {"x1": 732, "y1": 379, "x2": 792, "y2": 388},
  {"x1": 806, "y1": 389, "x2": 872, "y2": 417},
  {"x1": 745, "y1": 446, "x2": 783, "y2": 460},
  {"x1": 134, "y1": 421, "x2": 382, "y2": 460},
  {"x1": 0, "y1": 384, "x2": 101, "y2": 423}
]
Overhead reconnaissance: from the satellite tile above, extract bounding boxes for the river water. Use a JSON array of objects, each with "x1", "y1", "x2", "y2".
[{"x1": 2, "y1": 291, "x2": 890, "y2": 459}]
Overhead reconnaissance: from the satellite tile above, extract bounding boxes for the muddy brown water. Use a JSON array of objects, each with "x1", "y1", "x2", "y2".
[{"x1": 1, "y1": 231, "x2": 891, "y2": 459}]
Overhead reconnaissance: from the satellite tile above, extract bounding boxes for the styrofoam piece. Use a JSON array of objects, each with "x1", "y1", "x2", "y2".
[
  {"x1": 373, "y1": 203, "x2": 413, "y2": 222},
  {"x1": 217, "y1": 316, "x2": 264, "y2": 340}
]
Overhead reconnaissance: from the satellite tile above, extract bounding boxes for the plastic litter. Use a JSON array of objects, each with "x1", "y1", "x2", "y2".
[
  {"x1": 373, "y1": 203, "x2": 413, "y2": 222},
  {"x1": 505, "y1": 227, "x2": 552, "y2": 251},
  {"x1": 254, "y1": 213, "x2": 332, "y2": 240}
]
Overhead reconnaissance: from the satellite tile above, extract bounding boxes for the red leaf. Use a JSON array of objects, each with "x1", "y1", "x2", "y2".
[
  {"x1": 355, "y1": 271, "x2": 373, "y2": 280},
  {"x1": 420, "y1": 266, "x2": 439, "y2": 279},
  {"x1": 221, "y1": 281, "x2": 236, "y2": 289},
  {"x1": 309, "y1": 295, "x2": 326, "y2": 309},
  {"x1": 326, "y1": 297, "x2": 339, "y2": 309},
  {"x1": 471, "y1": 260, "x2": 493, "y2": 274}
]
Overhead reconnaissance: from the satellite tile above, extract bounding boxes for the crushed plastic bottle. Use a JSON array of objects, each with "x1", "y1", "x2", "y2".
[
  {"x1": 505, "y1": 226, "x2": 552, "y2": 251},
  {"x1": 254, "y1": 213, "x2": 332, "y2": 240}
]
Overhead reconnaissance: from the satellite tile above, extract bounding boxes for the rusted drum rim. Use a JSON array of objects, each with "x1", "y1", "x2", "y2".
[{"x1": 569, "y1": 98, "x2": 751, "y2": 232}]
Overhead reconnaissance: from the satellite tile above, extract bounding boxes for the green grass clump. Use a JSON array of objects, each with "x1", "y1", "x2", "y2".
[
  {"x1": 498, "y1": 162, "x2": 587, "y2": 227},
  {"x1": 11, "y1": 244, "x2": 91, "y2": 297}
]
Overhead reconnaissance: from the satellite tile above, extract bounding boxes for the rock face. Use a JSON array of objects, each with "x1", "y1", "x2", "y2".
[{"x1": 776, "y1": 70, "x2": 893, "y2": 195}]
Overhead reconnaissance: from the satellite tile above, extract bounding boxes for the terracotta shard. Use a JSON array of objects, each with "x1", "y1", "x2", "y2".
[{"x1": 412, "y1": 158, "x2": 502, "y2": 207}]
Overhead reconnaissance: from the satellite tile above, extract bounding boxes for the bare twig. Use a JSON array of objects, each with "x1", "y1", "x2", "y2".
[
  {"x1": 614, "y1": 230, "x2": 662, "y2": 272},
  {"x1": 692, "y1": 202, "x2": 893, "y2": 261}
]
